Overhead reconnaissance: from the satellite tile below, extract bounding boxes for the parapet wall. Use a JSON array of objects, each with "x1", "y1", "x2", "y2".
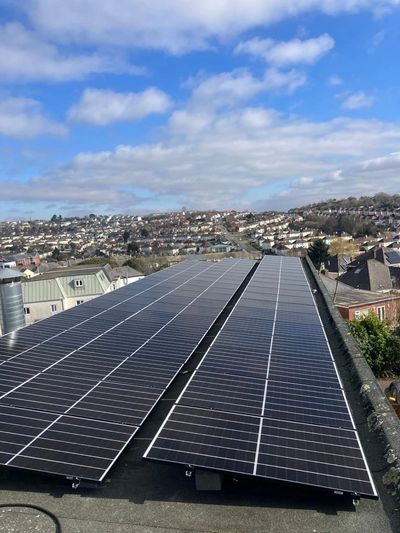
[{"x1": 305, "y1": 255, "x2": 400, "y2": 501}]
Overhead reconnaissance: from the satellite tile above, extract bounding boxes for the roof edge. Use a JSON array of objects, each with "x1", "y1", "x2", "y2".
[{"x1": 305, "y1": 256, "x2": 400, "y2": 502}]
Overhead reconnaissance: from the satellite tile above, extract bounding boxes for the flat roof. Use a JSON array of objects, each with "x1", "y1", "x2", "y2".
[{"x1": 0, "y1": 261, "x2": 398, "y2": 532}]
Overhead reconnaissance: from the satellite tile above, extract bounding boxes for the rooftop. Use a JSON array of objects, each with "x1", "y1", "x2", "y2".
[
  {"x1": 320, "y1": 274, "x2": 400, "y2": 308},
  {"x1": 0, "y1": 261, "x2": 398, "y2": 532},
  {"x1": 0, "y1": 268, "x2": 23, "y2": 281},
  {"x1": 23, "y1": 264, "x2": 113, "y2": 282}
]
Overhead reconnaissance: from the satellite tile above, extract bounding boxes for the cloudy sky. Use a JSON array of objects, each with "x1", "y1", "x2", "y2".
[{"x1": 1, "y1": 1, "x2": 400, "y2": 219}]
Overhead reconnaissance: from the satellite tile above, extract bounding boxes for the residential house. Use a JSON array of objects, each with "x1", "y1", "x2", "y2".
[
  {"x1": 22, "y1": 264, "x2": 142, "y2": 324},
  {"x1": 320, "y1": 274, "x2": 400, "y2": 325},
  {"x1": 323, "y1": 254, "x2": 351, "y2": 279}
]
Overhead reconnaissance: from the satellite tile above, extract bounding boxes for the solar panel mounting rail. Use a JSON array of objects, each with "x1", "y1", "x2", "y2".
[{"x1": 144, "y1": 256, "x2": 378, "y2": 500}]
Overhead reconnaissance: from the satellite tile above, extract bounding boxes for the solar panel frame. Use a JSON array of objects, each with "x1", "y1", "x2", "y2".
[
  {"x1": 0, "y1": 259, "x2": 255, "y2": 482},
  {"x1": 0, "y1": 260, "x2": 204, "y2": 362},
  {"x1": 144, "y1": 256, "x2": 378, "y2": 499}
]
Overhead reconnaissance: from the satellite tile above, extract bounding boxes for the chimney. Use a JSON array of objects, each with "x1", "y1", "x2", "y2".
[{"x1": 0, "y1": 269, "x2": 25, "y2": 335}]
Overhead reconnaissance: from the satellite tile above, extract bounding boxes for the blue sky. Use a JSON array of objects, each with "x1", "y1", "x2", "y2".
[{"x1": 1, "y1": 1, "x2": 400, "y2": 219}]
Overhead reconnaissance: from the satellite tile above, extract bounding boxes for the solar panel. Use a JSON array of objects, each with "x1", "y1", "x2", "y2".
[
  {"x1": 385, "y1": 250, "x2": 400, "y2": 264},
  {"x1": 144, "y1": 256, "x2": 378, "y2": 499},
  {"x1": 0, "y1": 260, "x2": 203, "y2": 363},
  {"x1": 0, "y1": 259, "x2": 254, "y2": 482}
]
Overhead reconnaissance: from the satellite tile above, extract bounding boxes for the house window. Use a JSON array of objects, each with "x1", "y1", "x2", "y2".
[
  {"x1": 76, "y1": 300, "x2": 84, "y2": 305},
  {"x1": 51, "y1": 304, "x2": 57, "y2": 313},
  {"x1": 24, "y1": 307, "x2": 30, "y2": 315},
  {"x1": 75, "y1": 279, "x2": 84, "y2": 287},
  {"x1": 377, "y1": 306, "x2": 385, "y2": 321},
  {"x1": 354, "y1": 309, "x2": 369, "y2": 319}
]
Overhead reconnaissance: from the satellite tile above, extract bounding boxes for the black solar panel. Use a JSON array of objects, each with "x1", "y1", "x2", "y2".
[
  {"x1": 144, "y1": 256, "x2": 378, "y2": 499},
  {"x1": 0, "y1": 259, "x2": 254, "y2": 482},
  {"x1": 0, "y1": 260, "x2": 200, "y2": 362},
  {"x1": 385, "y1": 250, "x2": 400, "y2": 264}
]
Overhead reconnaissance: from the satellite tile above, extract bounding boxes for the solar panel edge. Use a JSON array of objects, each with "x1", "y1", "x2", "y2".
[
  {"x1": 0, "y1": 259, "x2": 205, "y2": 360},
  {"x1": 144, "y1": 256, "x2": 379, "y2": 499},
  {"x1": 297, "y1": 257, "x2": 378, "y2": 499},
  {"x1": 143, "y1": 261, "x2": 259, "y2": 460},
  {"x1": 0, "y1": 259, "x2": 256, "y2": 483}
]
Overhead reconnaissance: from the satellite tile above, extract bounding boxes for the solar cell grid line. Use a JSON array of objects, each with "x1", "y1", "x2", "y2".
[
  {"x1": 156, "y1": 257, "x2": 280, "y2": 417},
  {"x1": 0, "y1": 260, "x2": 217, "y2": 400},
  {"x1": 0, "y1": 259, "x2": 250, "y2": 415},
  {"x1": 0, "y1": 259, "x2": 253, "y2": 482},
  {"x1": 0, "y1": 404, "x2": 139, "y2": 481},
  {"x1": 144, "y1": 256, "x2": 378, "y2": 499},
  {"x1": 0, "y1": 259, "x2": 203, "y2": 362},
  {"x1": 0, "y1": 259, "x2": 202, "y2": 362},
  {"x1": 253, "y1": 256, "x2": 282, "y2": 474},
  {"x1": 256, "y1": 257, "x2": 376, "y2": 497},
  {"x1": 2, "y1": 262, "x2": 212, "y2": 363},
  {"x1": 62, "y1": 260, "x2": 251, "y2": 427}
]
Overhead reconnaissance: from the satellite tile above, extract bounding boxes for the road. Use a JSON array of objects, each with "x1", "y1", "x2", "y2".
[{"x1": 218, "y1": 224, "x2": 262, "y2": 258}]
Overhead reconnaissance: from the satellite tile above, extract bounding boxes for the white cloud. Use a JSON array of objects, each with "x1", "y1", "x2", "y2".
[
  {"x1": 0, "y1": 22, "x2": 143, "y2": 82},
  {"x1": 185, "y1": 68, "x2": 306, "y2": 110},
  {"x1": 341, "y1": 91, "x2": 375, "y2": 109},
  {"x1": 235, "y1": 34, "x2": 335, "y2": 66},
  {"x1": 270, "y1": 152, "x2": 400, "y2": 209},
  {"x1": 4, "y1": 107, "x2": 400, "y2": 210},
  {"x1": 372, "y1": 30, "x2": 386, "y2": 47},
  {"x1": 328, "y1": 75, "x2": 343, "y2": 86},
  {"x1": 264, "y1": 68, "x2": 307, "y2": 93},
  {"x1": 68, "y1": 88, "x2": 172, "y2": 125},
  {"x1": 0, "y1": 96, "x2": 67, "y2": 138},
  {"x1": 24, "y1": 1, "x2": 400, "y2": 54}
]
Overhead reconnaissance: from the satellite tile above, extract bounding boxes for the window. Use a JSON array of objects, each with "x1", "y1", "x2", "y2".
[
  {"x1": 354, "y1": 309, "x2": 369, "y2": 319},
  {"x1": 76, "y1": 300, "x2": 84, "y2": 306},
  {"x1": 51, "y1": 304, "x2": 57, "y2": 313},
  {"x1": 75, "y1": 279, "x2": 84, "y2": 287},
  {"x1": 377, "y1": 306, "x2": 385, "y2": 321},
  {"x1": 24, "y1": 307, "x2": 30, "y2": 315}
]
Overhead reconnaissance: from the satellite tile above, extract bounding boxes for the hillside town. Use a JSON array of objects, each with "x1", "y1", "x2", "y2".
[{"x1": 2, "y1": 196, "x2": 400, "y2": 330}]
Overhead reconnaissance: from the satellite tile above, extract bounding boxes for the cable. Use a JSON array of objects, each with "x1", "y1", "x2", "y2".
[{"x1": 0, "y1": 504, "x2": 61, "y2": 533}]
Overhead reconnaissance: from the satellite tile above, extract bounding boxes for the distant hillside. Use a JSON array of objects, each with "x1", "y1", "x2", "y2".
[{"x1": 289, "y1": 193, "x2": 400, "y2": 213}]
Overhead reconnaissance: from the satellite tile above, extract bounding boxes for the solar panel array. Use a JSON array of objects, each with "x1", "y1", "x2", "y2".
[
  {"x1": 144, "y1": 256, "x2": 377, "y2": 498},
  {"x1": 0, "y1": 259, "x2": 253, "y2": 481},
  {"x1": 385, "y1": 250, "x2": 400, "y2": 264}
]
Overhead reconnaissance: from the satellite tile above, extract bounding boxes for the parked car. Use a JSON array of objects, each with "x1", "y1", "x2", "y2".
[{"x1": 386, "y1": 381, "x2": 400, "y2": 404}]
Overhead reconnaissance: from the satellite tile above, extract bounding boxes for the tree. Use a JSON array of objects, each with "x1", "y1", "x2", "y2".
[
  {"x1": 140, "y1": 227, "x2": 150, "y2": 238},
  {"x1": 329, "y1": 239, "x2": 358, "y2": 258},
  {"x1": 123, "y1": 230, "x2": 130, "y2": 243},
  {"x1": 52, "y1": 247, "x2": 61, "y2": 261},
  {"x1": 308, "y1": 239, "x2": 330, "y2": 270},
  {"x1": 348, "y1": 314, "x2": 400, "y2": 376},
  {"x1": 127, "y1": 241, "x2": 140, "y2": 255}
]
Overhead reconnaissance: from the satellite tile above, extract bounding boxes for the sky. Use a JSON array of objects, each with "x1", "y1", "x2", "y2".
[{"x1": 1, "y1": 1, "x2": 400, "y2": 219}]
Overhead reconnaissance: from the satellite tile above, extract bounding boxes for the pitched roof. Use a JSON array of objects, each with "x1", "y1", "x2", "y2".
[
  {"x1": 339, "y1": 247, "x2": 395, "y2": 291},
  {"x1": 320, "y1": 274, "x2": 398, "y2": 308},
  {"x1": 22, "y1": 265, "x2": 113, "y2": 301},
  {"x1": 111, "y1": 266, "x2": 143, "y2": 279},
  {"x1": 0, "y1": 268, "x2": 23, "y2": 281}
]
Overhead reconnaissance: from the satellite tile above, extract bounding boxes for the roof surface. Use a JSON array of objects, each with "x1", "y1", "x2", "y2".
[
  {"x1": 0, "y1": 262, "x2": 398, "y2": 532},
  {"x1": 22, "y1": 266, "x2": 112, "y2": 302},
  {"x1": 320, "y1": 274, "x2": 399, "y2": 307},
  {"x1": 339, "y1": 258, "x2": 392, "y2": 291},
  {"x1": 0, "y1": 268, "x2": 23, "y2": 281},
  {"x1": 111, "y1": 266, "x2": 143, "y2": 278}
]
